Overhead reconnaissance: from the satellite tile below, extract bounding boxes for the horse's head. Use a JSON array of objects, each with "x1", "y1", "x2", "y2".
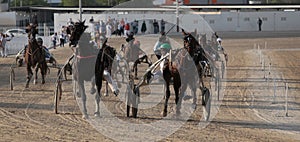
[
  {"x1": 25, "y1": 23, "x2": 38, "y2": 40},
  {"x1": 125, "y1": 32, "x2": 135, "y2": 43},
  {"x1": 182, "y1": 29, "x2": 199, "y2": 56},
  {"x1": 68, "y1": 20, "x2": 88, "y2": 47},
  {"x1": 102, "y1": 43, "x2": 117, "y2": 67}
]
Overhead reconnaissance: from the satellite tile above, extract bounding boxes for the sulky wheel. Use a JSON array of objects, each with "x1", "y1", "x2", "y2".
[
  {"x1": 10, "y1": 68, "x2": 15, "y2": 90},
  {"x1": 202, "y1": 87, "x2": 211, "y2": 121},
  {"x1": 54, "y1": 80, "x2": 62, "y2": 114}
]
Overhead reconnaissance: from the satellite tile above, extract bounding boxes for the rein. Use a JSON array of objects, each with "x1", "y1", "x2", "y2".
[{"x1": 76, "y1": 55, "x2": 96, "y2": 59}]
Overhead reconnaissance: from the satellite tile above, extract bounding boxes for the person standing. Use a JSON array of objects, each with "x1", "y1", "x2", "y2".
[
  {"x1": 124, "y1": 22, "x2": 130, "y2": 37},
  {"x1": 257, "y1": 17, "x2": 263, "y2": 31},
  {"x1": 51, "y1": 32, "x2": 58, "y2": 49},
  {"x1": 153, "y1": 19, "x2": 159, "y2": 34},
  {"x1": 160, "y1": 19, "x2": 166, "y2": 33},
  {"x1": 141, "y1": 20, "x2": 147, "y2": 34},
  {"x1": 0, "y1": 33, "x2": 12, "y2": 57},
  {"x1": 106, "y1": 22, "x2": 112, "y2": 38},
  {"x1": 99, "y1": 20, "x2": 106, "y2": 38},
  {"x1": 59, "y1": 33, "x2": 65, "y2": 47}
]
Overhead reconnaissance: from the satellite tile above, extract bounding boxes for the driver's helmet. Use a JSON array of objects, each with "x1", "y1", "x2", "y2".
[
  {"x1": 160, "y1": 43, "x2": 171, "y2": 51},
  {"x1": 37, "y1": 37, "x2": 43, "y2": 45}
]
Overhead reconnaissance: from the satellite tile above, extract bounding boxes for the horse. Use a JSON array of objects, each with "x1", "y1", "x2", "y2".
[
  {"x1": 122, "y1": 33, "x2": 152, "y2": 79},
  {"x1": 67, "y1": 20, "x2": 100, "y2": 119},
  {"x1": 160, "y1": 29, "x2": 210, "y2": 119},
  {"x1": 94, "y1": 38, "x2": 118, "y2": 115},
  {"x1": 24, "y1": 24, "x2": 48, "y2": 88}
]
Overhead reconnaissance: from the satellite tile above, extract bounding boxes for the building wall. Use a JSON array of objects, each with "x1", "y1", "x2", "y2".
[
  {"x1": 188, "y1": 0, "x2": 248, "y2": 4},
  {"x1": 54, "y1": 11, "x2": 300, "y2": 34},
  {"x1": 0, "y1": 2, "x2": 8, "y2": 12}
]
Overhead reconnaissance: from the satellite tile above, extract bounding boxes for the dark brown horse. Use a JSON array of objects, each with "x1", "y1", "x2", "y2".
[
  {"x1": 24, "y1": 24, "x2": 48, "y2": 88},
  {"x1": 161, "y1": 30, "x2": 210, "y2": 119}
]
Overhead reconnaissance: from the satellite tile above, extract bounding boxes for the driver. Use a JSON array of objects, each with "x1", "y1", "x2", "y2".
[
  {"x1": 153, "y1": 32, "x2": 171, "y2": 59},
  {"x1": 148, "y1": 43, "x2": 171, "y2": 82}
]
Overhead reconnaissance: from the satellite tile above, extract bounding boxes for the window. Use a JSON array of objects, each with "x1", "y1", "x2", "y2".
[
  {"x1": 193, "y1": 20, "x2": 198, "y2": 24},
  {"x1": 281, "y1": 17, "x2": 287, "y2": 21},
  {"x1": 209, "y1": 20, "x2": 215, "y2": 24},
  {"x1": 227, "y1": 17, "x2": 232, "y2": 22},
  {"x1": 262, "y1": 17, "x2": 268, "y2": 21},
  {"x1": 244, "y1": 17, "x2": 250, "y2": 21}
]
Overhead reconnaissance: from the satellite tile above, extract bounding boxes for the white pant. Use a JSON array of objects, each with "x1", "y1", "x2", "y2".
[
  {"x1": 103, "y1": 70, "x2": 118, "y2": 93},
  {"x1": 0, "y1": 47, "x2": 7, "y2": 57}
]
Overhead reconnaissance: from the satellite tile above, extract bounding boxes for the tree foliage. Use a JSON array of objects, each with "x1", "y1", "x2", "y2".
[
  {"x1": 9, "y1": 0, "x2": 130, "y2": 7},
  {"x1": 10, "y1": 0, "x2": 48, "y2": 7},
  {"x1": 61, "y1": 0, "x2": 130, "y2": 6}
]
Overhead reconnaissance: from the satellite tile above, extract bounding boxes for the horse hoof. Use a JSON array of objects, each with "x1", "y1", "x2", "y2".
[
  {"x1": 176, "y1": 111, "x2": 181, "y2": 116},
  {"x1": 192, "y1": 104, "x2": 197, "y2": 110},
  {"x1": 90, "y1": 88, "x2": 96, "y2": 94},
  {"x1": 94, "y1": 112, "x2": 100, "y2": 117},
  {"x1": 113, "y1": 90, "x2": 119, "y2": 96},
  {"x1": 104, "y1": 93, "x2": 109, "y2": 97},
  {"x1": 161, "y1": 111, "x2": 167, "y2": 117},
  {"x1": 41, "y1": 80, "x2": 45, "y2": 84},
  {"x1": 76, "y1": 92, "x2": 81, "y2": 98},
  {"x1": 33, "y1": 80, "x2": 37, "y2": 85},
  {"x1": 82, "y1": 114, "x2": 89, "y2": 119},
  {"x1": 25, "y1": 84, "x2": 29, "y2": 88}
]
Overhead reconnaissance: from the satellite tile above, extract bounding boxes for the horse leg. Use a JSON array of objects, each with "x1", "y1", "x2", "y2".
[
  {"x1": 191, "y1": 83, "x2": 197, "y2": 110},
  {"x1": 162, "y1": 72, "x2": 171, "y2": 117},
  {"x1": 90, "y1": 76, "x2": 96, "y2": 94},
  {"x1": 94, "y1": 88, "x2": 101, "y2": 117},
  {"x1": 104, "y1": 81, "x2": 109, "y2": 96},
  {"x1": 133, "y1": 61, "x2": 138, "y2": 79},
  {"x1": 26, "y1": 66, "x2": 33, "y2": 88},
  {"x1": 78, "y1": 80, "x2": 88, "y2": 119},
  {"x1": 33, "y1": 64, "x2": 39, "y2": 84},
  {"x1": 162, "y1": 81, "x2": 170, "y2": 117},
  {"x1": 41, "y1": 63, "x2": 47, "y2": 84},
  {"x1": 174, "y1": 75, "x2": 183, "y2": 116},
  {"x1": 95, "y1": 79, "x2": 103, "y2": 117}
]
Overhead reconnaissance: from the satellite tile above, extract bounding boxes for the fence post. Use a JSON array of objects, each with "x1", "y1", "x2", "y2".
[
  {"x1": 285, "y1": 83, "x2": 289, "y2": 117},
  {"x1": 273, "y1": 78, "x2": 276, "y2": 103}
]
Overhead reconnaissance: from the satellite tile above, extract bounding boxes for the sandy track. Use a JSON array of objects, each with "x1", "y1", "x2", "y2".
[{"x1": 0, "y1": 34, "x2": 299, "y2": 142}]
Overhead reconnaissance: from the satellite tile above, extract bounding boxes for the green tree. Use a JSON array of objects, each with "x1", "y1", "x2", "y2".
[
  {"x1": 10, "y1": 0, "x2": 48, "y2": 7},
  {"x1": 61, "y1": 0, "x2": 130, "y2": 6}
]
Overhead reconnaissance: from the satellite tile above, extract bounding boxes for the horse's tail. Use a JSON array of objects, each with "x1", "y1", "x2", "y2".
[{"x1": 95, "y1": 50, "x2": 103, "y2": 89}]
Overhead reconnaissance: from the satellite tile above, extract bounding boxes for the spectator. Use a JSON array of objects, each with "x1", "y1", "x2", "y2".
[
  {"x1": 59, "y1": 33, "x2": 65, "y2": 47},
  {"x1": 106, "y1": 22, "x2": 112, "y2": 38},
  {"x1": 131, "y1": 20, "x2": 138, "y2": 35},
  {"x1": 89, "y1": 16, "x2": 94, "y2": 23},
  {"x1": 153, "y1": 19, "x2": 159, "y2": 34},
  {"x1": 160, "y1": 19, "x2": 166, "y2": 33},
  {"x1": 51, "y1": 32, "x2": 58, "y2": 49},
  {"x1": 141, "y1": 20, "x2": 147, "y2": 34},
  {"x1": 257, "y1": 17, "x2": 263, "y2": 31},
  {"x1": 67, "y1": 18, "x2": 74, "y2": 26},
  {"x1": 124, "y1": 22, "x2": 130, "y2": 37},
  {"x1": 0, "y1": 33, "x2": 12, "y2": 57},
  {"x1": 99, "y1": 20, "x2": 106, "y2": 38}
]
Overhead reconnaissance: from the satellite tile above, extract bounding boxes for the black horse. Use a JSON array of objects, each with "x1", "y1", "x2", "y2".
[{"x1": 94, "y1": 38, "x2": 118, "y2": 107}]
